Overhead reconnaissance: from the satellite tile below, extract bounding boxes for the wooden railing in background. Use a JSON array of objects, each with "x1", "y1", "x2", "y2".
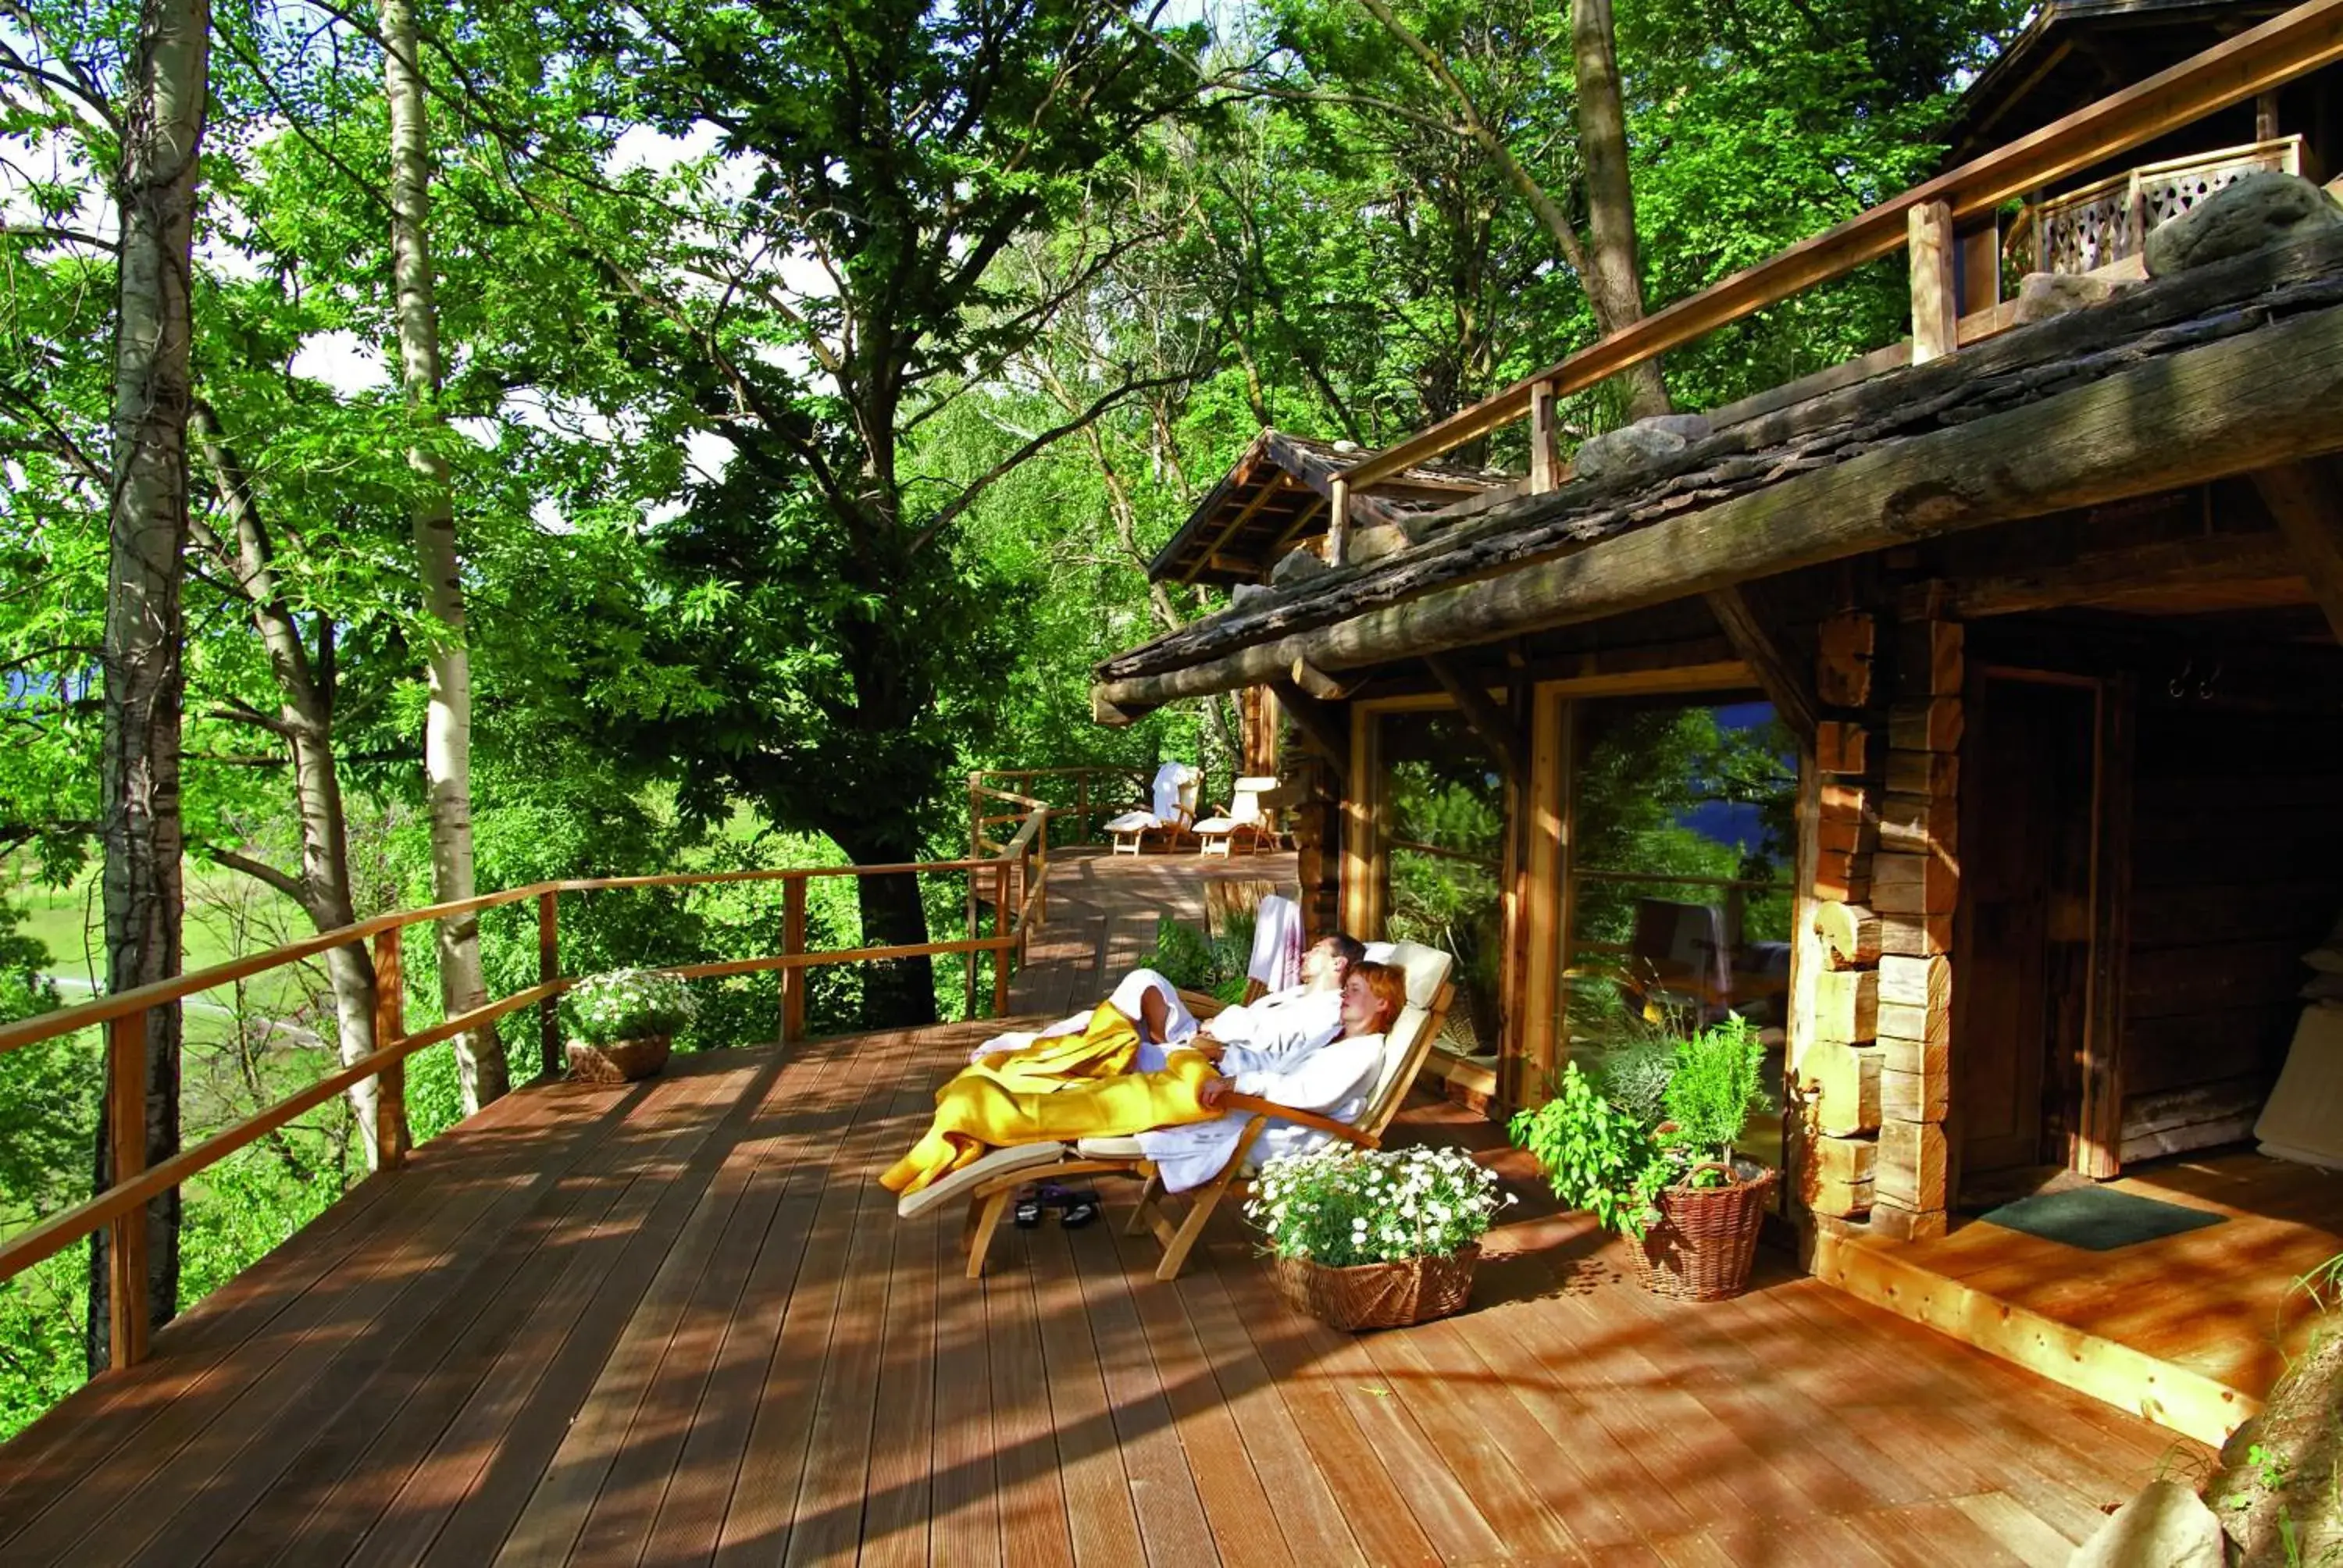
[
  {"x1": 0, "y1": 804, "x2": 1050, "y2": 1374},
  {"x1": 967, "y1": 766, "x2": 1151, "y2": 857},
  {"x1": 1324, "y1": 0, "x2": 2343, "y2": 551}
]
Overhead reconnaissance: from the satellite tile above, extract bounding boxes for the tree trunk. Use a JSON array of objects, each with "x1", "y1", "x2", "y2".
[
  {"x1": 1570, "y1": 0, "x2": 1671, "y2": 420},
  {"x1": 382, "y1": 0, "x2": 504, "y2": 1111},
  {"x1": 844, "y1": 854, "x2": 940, "y2": 1030},
  {"x1": 86, "y1": 0, "x2": 209, "y2": 1374},
  {"x1": 190, "y1": 405, "x2": 392, "y2": 1165}
]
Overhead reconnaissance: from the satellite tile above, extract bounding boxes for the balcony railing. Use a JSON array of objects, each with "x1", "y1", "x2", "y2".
[
  {"x1": 0, "y1": 801, "x2": 1052, "y2": 1376},
  {"x1": 2035, "y1": 135, "x2": 2306, "y2": 274}
]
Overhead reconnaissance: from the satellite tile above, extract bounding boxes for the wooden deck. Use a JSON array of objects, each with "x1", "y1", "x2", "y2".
[{"x1": 0, "y1": 847, "x2": 2209, "y2": 1566}]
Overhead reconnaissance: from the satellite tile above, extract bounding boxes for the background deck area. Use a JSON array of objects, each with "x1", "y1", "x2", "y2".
[{"x1": 0, "y1": 849, "x2": 2209, "y2": 1566}]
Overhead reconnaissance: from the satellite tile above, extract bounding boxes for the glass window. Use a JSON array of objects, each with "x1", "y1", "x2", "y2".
[
  {"x1": 1377, "y1": 711, "x2": 1505, "y2": 1064},
  {"x1": 1560, "y1": 698, "x2": 1797, "y2": 1174}
]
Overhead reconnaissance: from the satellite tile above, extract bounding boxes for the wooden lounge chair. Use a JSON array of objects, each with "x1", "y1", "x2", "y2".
[
  {"x1": 1104, "y1": 769, "x2": 1200, "y2": 856},
  {"x1": 1193, "y1": 776, "x2": 1280, "y2": 857},
  {"x1": 896, "y1": 941, "x2": 1456, "y2": 1282}
]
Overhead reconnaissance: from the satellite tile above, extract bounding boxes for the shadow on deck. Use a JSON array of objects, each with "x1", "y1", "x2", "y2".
[{"x1": 0, "y1": 849, "x2": 2206, "y2": 1566}]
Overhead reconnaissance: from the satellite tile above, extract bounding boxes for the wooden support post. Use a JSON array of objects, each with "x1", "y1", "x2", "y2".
[
  {"x1": 1269, "y1": 679, "x2": 1349, "y2": 786},
  {"x1": 105, "y1": 1010, "x2": 148, "y2": 1371},
  {"x1": 1702, "y1": 586, "x2": 1819, "y2": 743},
  {"x1": 1959, "y1": 223, "x2": 2000, "y2": 317},
  {"x1": 1528, "y1": 379, "x2": 1560, "y2": 494},
  {"x1": 1908, "y1": 200, "x2": 1958, "y2": 364},
  {"x1": 993, "y1": 862, "x2": 1013, "y2": 1017},
  {"x1": 1425, "y1": 654, "x2": 1522, "y2": 784},
  {"x1": 781, "y1": 877, "x2": 808, "y2": 1046},
  {"x1": 1289, "y1": 657, "x2": 1349, "y2": 703},
  {"x1": 537, "y1": 891, "x2": 559, "y2": 1078},
  {"x1": 373, "y1": 928, "x2": 406, "y2": 1171},
  {"x1": 1076, "y1": 774, "x2": 1089, "y2": 846},
  {"x1": 2252, "y1": 459, "x2": 2343, "y2": 643},
  {"x1": 1327, "y1": 476, "x2": 1351, "y2": 565},
  {"x1": 2257, "y1": 88, "x2": 2281, "y2": 141}
]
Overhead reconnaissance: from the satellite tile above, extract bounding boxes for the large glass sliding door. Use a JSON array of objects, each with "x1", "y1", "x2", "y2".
[{"x1": 1559, "y1": 697, "x2": 1798, "y2": 1172}]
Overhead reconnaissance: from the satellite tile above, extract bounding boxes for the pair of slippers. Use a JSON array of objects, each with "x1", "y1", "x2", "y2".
[{"x1": 1014, "y1": 1183, "x2": 1102, "y2": 1229}]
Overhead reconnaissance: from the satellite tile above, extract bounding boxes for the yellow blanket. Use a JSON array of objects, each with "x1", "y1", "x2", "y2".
[{"x1": 881, "y1": 1003, "x2": 1220, "y2": 1196}]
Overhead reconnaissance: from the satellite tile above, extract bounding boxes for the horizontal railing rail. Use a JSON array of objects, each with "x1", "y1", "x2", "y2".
[
  {"x1": 967, "y1": 766, "x2": 1151, "y2": 855},
  {"x1": 0, "y1": 804, "x2": 1053, "y2": 1375},
  {"x1": 1327, "y1": 0, "x2": 2343, "y2": 543}
]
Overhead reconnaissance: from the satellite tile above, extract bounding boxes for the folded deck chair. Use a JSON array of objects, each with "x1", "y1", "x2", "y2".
[
  {"x1": 1194, "y1": 776, "x2": 1279, "y2": 857},
  {"x1": 897, "y1": 940, "x2": 1456, "y2": 1282},
  {"x1": 1104, "y1": 764, "x2": 1200, "y2": 856}
]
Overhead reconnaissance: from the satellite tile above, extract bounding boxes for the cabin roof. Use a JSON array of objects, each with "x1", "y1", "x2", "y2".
[
  {"x1": 1148, "y1": 429, "x2": 1507, "y2": 586},
  {"x1": 1094, "y1": 230, "x2": 2343, "y2": 703},
  {"x1": 1943, "y1": 0, "x2": 2289, "y2": 166}
]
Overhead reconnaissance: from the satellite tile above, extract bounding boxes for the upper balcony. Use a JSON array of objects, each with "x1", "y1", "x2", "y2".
[{"x1": 2032, "y1": 134, "x2": 2309, "y2": 276}]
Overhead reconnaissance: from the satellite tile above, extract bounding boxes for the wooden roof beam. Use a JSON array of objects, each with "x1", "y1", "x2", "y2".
[
  {"x1": 1702, "y1": 586, "x2": 1821, "y2": 743},
  {"x1": 1424, "y1": 655, "x2": 1523, "y2": 786},
  {"x1": 1093, "y1": 294, "x2": 2343, "y2": 711},
  {"x1": 2250, "y1": 458, "x2": 2343, "y2": 641},
  {"x1": 1270, "y1": 680, "x2": 1350, "y2": 786}
]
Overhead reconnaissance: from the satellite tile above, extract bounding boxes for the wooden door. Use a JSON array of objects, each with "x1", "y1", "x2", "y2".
[{"x1": 1952, "y1": 675, "x2": 2099, "y2": 1191}]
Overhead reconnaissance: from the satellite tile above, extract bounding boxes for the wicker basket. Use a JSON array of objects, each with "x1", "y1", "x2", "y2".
[
  {"x1": 1628, "y1": 1160, "x2": 1777, "y2": 1303},
  {"x1": 565, "y1": 1034, "x2": 672, "y2": 1084},
  {"x1": 1269, "y1": 1245, "x2": 1480, "y2": 1331}
]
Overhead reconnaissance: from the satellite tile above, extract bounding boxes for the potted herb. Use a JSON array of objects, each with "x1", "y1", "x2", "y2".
[
  {"x1": 1246, "y1": 1144, "x2": 1513, "y2": 1331},
  {"x1": 1510, "y1": 1014, "x2": 1777, "y2": 1301},
  {"x1": 562, "y1": 968, "x2": 698, "y2": 1082}
]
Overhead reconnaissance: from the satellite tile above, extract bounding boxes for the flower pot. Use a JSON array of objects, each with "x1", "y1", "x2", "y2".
[
  {"x1": 1269, "y1": 1245, "x2": 1480, "y2": 1331},
  {"x1": 1628, "y1": 1160, "x2": 1777, "y2": 1303},
  {"x1": 565, "y1": 1034, "x2": 672, "y2": 1084}
]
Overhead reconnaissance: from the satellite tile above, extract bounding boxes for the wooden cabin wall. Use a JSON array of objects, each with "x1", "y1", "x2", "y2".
[{"x1": 2119, "y1": 702, "x2": 2343, "y2": 1161}]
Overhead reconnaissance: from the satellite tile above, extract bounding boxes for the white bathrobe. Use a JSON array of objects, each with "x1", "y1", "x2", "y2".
[
  {"x1": 1138, "y1": 1028, "x2": 1385, "y2": 1192},
  {"x1": 1196, "y1": 986, "x2": 1343, "y2": 1069},
  {"x1": 974, "y1": 967, "x2": 1202, "y2": 1061}
]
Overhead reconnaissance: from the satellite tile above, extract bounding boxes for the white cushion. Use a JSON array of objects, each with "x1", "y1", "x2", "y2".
[
  {"x1": 1104, "y1": 811, "x2": 1158, "y2": 833},
  {"x1": 1075, "y1": 1134, "x2": 1147, "y2": 1158},
  {"x1": 1363, "y1": 943, "x2": 1453, "y2": 1115},
  {"x1": 1193, "y1": 816, "x2": 1238, "y2": 835},
  {"x1": 894, "y1": 1141, "x2": 1065, "y2": 1220}
]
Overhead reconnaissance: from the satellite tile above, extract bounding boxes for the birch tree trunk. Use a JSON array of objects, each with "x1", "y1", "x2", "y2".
[
  {"x1": 382, "y1": 0, "x2": 505, "y2": 1111},
  {"x1": 86, "y1": 0, "x2": 209, "y2": 1374},
  {"x1": 190, "y1": 406, "x2": 391, "y2": 1166},
  {"x1": 1570, "y1": 0, "x2": 1672, "y2": 420}
]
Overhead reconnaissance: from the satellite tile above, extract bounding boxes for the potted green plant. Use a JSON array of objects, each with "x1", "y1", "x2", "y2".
[
  {"x1": 1510, "y1": 1014, "x2": 1777, "y2": 1302},
  {"x1": 562, "y1": 968, "x2": 698, "y2": 1082},
  {"x1": 1246, "y1": 1144, "x2": 1514, "y2": 1331}
]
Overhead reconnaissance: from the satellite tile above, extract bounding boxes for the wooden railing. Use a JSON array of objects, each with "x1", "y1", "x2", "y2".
[
  {"x1": 966, "y1": 766, "x2": 1152, "y2": 854},
  {"x1": 0, "y1": 804, "x2": 1051, "y2": 1374},
  {"x1": 2035, "y1": 135, "x2": 2305, "y2": 273},
  {"x1": 1324, "y1": 0, "x2": 2343, "y2": 552}
]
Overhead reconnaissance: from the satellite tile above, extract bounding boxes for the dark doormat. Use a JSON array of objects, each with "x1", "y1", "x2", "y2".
[{"x1": 1978, "y1": 1186, "x2": 2227, "y2": 1251}]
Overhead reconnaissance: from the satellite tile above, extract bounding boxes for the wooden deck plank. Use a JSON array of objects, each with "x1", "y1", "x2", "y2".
[
  {"x1": 0, "y1": 1082, "x2": 575, "y2": 1539},
  {"x1": 410, "y1": 1060, "x2": 787, "y2": 1567},
  {"x1": 924, "y1": 1189, "x2": 1001, "y2": 1568},
  {"x1": 194, "y1": 1071, "x2": 733, "y2": 1567},
  {"x1": 1101, "y1": 1214, "x2": 1305, "y2": 1568},
  {"x1": 1841, "y1": 1499, "x2": 2031, "y2": 1568},
  {"x1": 982, "y1": 1226, "x2": 1077, "y2": 1568},
  {"x1": 637, "y1": 1036, "x2": 876, "y2": 1566},
  {"x1": 1163, "y1": 1258, "x2": 1366, "y2": 1568},
  {"x1": 1028, "y1": 1217, "x2": 1148, "y2": 1568},
  {"x1": 708, "y1": 1030, "x2": 925, "y2": 1568},
  {"x1": 1065, "y1": 1204, "x2": 1222, "y2": 1568},
  {"x1": 1950, "y1": 1491, "x2": 2088, "y2": 1568},
  {"x1": 853, "y1": 1151, "x2": 943, "y2": 1568},
  {"x1": 5, "y1": 1075, "x2": 622, "y2": 1568}
]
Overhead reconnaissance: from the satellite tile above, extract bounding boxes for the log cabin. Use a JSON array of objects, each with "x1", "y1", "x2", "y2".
[{"x1": 1093, "y1": 0, "x2": 2343, "y2": 1439}]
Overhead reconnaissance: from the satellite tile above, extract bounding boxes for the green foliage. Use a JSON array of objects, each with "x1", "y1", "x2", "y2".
[
  {"x1": 1595, "y1": 1039, "x2": 1676, "y2": 1131},
  {"x1": 1508, "y1": 1063, "x2": 1672, "y2": 1238},
  {"x1": 1246, "y1": 1145, "x2": 1510, "y2": 1266},
  {"x1": 1149, "y1": 913, "x2": 1254, "y2": 1007},
  {"x1": 562, "y1": 968, "x2": 700, "y2": 1046},
  {"x1": 1660, "y1": 1014, "x2": 1771, "y2": 1174}
]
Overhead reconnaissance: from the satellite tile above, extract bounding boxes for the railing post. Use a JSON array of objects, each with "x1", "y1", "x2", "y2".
[
  {"x1": 537, "y1": 891, "x2": 559, "y2": 1078},
  {"x1": 993, "y1": 861, "x2": 1012, "y2": 1017},
  {"x1": 1908, "y1": 199, "x2": 1958, "y2": 364},
  {"x1": 1528, "y1": 379, "x2": 1560, "y2": 493},
  {"x1": 105, "y1": 1010, "x2": 148, "y2": 1371},
  {"x1": 1036, "y1": 814, "x2": 1050, "y2": 928},
  {"x1": 373, "y1": 928, "x2": 406, "y2": 1172},
  {"x1": 1076, "y1": 774, "x2": 1089, "y2": 846},
  {"x1": 968, "y1": 771, "x2": 982, "y2": 860},
  {"x1": 1328, "y1": 475, "x2": 1351, "y2": 565},
  {"x1": 780, "y1": 875, "x2": 808, "y2": 1046}
]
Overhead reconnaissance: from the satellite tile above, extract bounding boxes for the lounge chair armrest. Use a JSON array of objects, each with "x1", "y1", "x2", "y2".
[{"x1": 1218, "y1": 1094, "x2": 1380, "y2": 1148}]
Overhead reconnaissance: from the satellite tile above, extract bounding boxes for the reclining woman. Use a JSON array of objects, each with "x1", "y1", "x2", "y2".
[
  {"x1": 881, "y1": 959, "x2": 1409, "y2": 1199},
  {"x1": 963, "y1": 932, "x2": 1365, "y2": 1095}
]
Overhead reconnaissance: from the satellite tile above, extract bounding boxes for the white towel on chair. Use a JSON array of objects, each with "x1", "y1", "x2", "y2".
[
  {"x1": 1247, "y1": 893, "x2": 1304, "y2": 992},
  {"x1": 1150, "y1": 761, "x2": 1194, "y2": 821}
]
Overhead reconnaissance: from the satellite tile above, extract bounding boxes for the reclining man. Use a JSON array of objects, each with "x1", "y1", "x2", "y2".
[{"x1": 881, "y1": 955, "x2": 1407, "y2": 1200}]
